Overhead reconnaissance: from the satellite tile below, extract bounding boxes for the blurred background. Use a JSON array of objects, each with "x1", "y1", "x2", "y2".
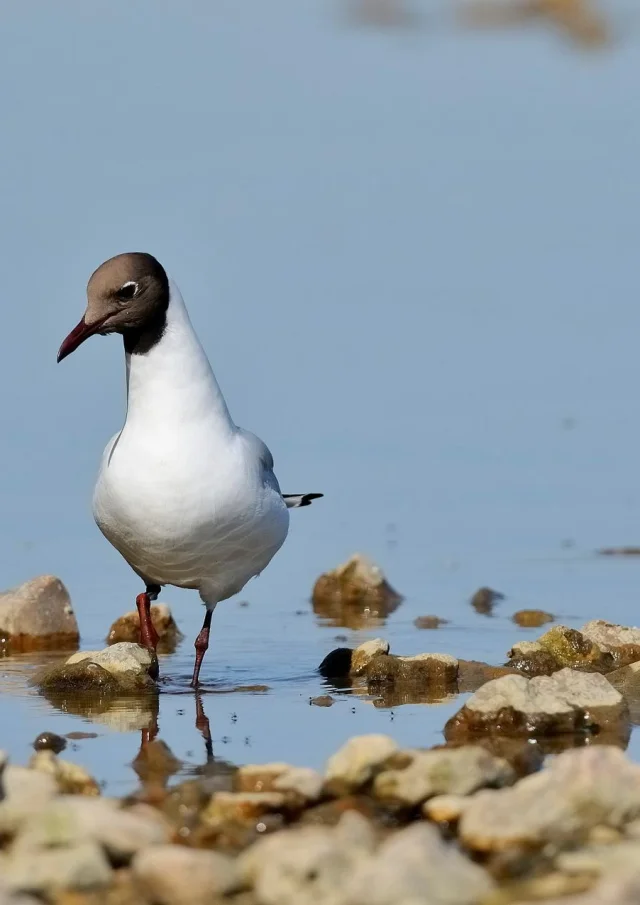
[{"x1": 1, "y1": 0, "x2": 640, "y2": 787}]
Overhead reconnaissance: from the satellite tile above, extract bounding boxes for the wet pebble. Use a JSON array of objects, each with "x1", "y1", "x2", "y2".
[
  {"x1": 133, "y1": 845, "x2": 238, "y2": 905},
  {"x1": 470, "y1": 586, "x2": 504, "y2": 615},
  {"x1": 312, "y1": 554, "x2": 402, "y2": 627},
  {"x1": 310, "y1": 695, "x2": 336, "y2": 707},
  {"x1": 512, "y1": 609, "x2": 555, "y2": 628},
  {"x1": 106, "y1": 602, "x2": 183, "y2": 653},
  {"x1": 32, "y1": 732, "x2": 66, "y2": 754},
  {"x1": 0, "y1": 575, "x2": 79, "y2": 653},
  {"x1": 325, "y1": 735, "x2": 398, "y2": 793}
]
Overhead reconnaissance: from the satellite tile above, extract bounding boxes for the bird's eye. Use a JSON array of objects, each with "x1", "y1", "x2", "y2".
[{"x1": 119, "y1": 281, "x2": 138, "y2": 300}]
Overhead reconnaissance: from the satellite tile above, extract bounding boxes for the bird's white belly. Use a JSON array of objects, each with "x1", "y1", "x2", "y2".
[{"x1": 92, "y1": 431, "x2": 289, "y2": 603}]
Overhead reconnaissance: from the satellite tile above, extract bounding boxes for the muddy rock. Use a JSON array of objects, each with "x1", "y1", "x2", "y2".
[
  {"x1": 373, "y1": 745, "x2": 514, "y2": 806},
  {"x1": 312, "y1": 554, "x2": 402, "y2": 627},
  {"x1": 36, "y1": 642, "x2": 158, "y2": 693},
  {"x1": 470, "y1": 587, "x2": 504, "y2": 615},
  {"x1": 239, "y1": 810, "x2": 375, "y2": 905},
  {"x1": 0, "y1": 576, "x2": 79, "y2": 652},
  {"x1": 512, "y1": 609, "x2": 555, "y2": 628},
  {"x1": 28, "y1": 750, "x2": 100, "y2": 795},
  {"x1": 444, "y1": 668, "x2": 628, "y2": 740},
  {"x1": 364, "y1": 652, "x2": 459, "y2": 687},
  {"x1": 457, "y1": 660, "x2": 519, "y2": 693},
  {"x1": 325, "y1": 735, "x2": 399, "y2": 793},
  {"x1": 133, "y1": 844, "x2": 238, "y2": 904},
  {"x1": 344, "y1": 822, "x2": 495, "y2": 905},
  {"x1": 507, "y1": 626, "x2": 614, "y2": 676},
  {"x1": 0, "y1": 758, "x2": 58, "y2": 836},
  {"x1": 350, "y1": 638, "x2": 390, "y2": 675},
  {"x1": 459, "y1": 746, "x2": 640, "y2": 853},
  {"x1": 311, "y1": 695, "x2": 336, "y2": 707},
  {"x1": 107, "y1": 603, "x2": 184, "y2": 653},
  {"x1": 414, "y1": 615, "x2": 450, "y2": 629}
]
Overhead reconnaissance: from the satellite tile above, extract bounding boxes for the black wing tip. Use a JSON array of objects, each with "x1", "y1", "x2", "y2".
[{"x1": 284, "y1": 493, "x2": 324, "y2": 507}]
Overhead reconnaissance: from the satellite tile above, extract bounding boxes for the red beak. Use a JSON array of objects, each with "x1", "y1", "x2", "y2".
[{"x1": 57, "y1": 316, "x2": 108, "y2": 363}]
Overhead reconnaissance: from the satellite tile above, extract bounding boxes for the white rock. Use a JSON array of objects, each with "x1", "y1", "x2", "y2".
[
  {"x1": 325, "y1": 735, "x2": 398, "y2": 789},
  {"x1": 132, "y1": 845, "x2": 238, "y2": 904}
]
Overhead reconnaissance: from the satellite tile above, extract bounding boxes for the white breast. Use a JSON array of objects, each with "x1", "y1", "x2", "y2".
[{"x1": 92, "y1": 281, "x2": 290, "y2": 605}]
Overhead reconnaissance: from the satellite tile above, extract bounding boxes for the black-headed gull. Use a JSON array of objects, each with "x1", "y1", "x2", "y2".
[{"x1": 58, "y1": 252, "x2": 322, "y2": 686}]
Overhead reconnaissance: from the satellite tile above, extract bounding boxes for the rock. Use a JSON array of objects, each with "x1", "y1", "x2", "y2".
[
  {"x1": 36, "y1": 642, "x2": 158, "y2": 693},
  {"x1": 507, "y1": 626, "x2": 614, "y2": 676},
  {"x1": 3, "y1": 842, "x2": 112, "y2": 895},
  {"x1": 318, "y1": 648, "x2": 354, "y2": 679},
  {"x1": 372, "y1": 745, "x2": 514, "y2": 806},
  {"x1": 28, "y1": 750, "x2": 100, "y2": 795},
  {"x1": 0, "y1": 760, "x2": 57, "y2": 836},
  {"x1": 133, "y1": 845, "x2": 238, "y2": 905},
  {"x1": 581, "y1": 619, "x2": 640, "y2": 665},
  {"x1": 106, "y1": 603, "x2": 184, "y2": 653},
  {"x1": 201, "y1": 791, "x2": 287, "y2": 828},
  {"x1": 325, "y1": 735, "x2": 399, "y2": 792},
  {"x1": 239, "y1": 811, "x2": 375, "y2": 905},
  {"x1": 459, "y1": 746, "x2": 640, "y2": 853},
  {"x1": 512, "y1": 609, "x2": 555, "y2": 628},
  {"x1": 608, "y1": 660, "x2": 640, "y2": 723},
  {"x1": 470, "y1": 586, "x2": 504, "y2": 615},
  {"x1": 32, "y1": 731, "x2": 66, "y2": 753},
  {"x1": 345, "y1": 823, "x2": 495, "y2": 905},
  {"x1": 514, "y1": 870, "x2": 640, "y2": 905},
  {"x1": 422, "y1": 794, "x2": 469, "y2": 823},
  {"x1": 312, "y1": 554, "x2": 402, "y2": 627},
  {"x1": 445, "y1": 669, "x2": 628, "y2": 740},
  {"x1": 414, "y1": 615, "x2": 450, "y2": 629},
  {"x1": 364, "y1": 652, "x2": 459, "y2": 687},
  {"x1": 0, "y1": 576, "x2": 79, "y2": 652},
  {"x1": 457, "y1": 660, "x2": 519, "y2": 693},
  {"x1": 350, "y1": 638, "x2": 390, "y2": 676},
  {"x1": 274, "y1": 767, "x2": 324, "y2": 804},
  {"x1": 15, "y1": 797, "x2": 170, "y2": 864},
  {"x1": 310, "y1": 695, "x2": 336, "y2": 707},
  {"x1": 234, "y1": 763, "x2": 289, "y2": 793}
]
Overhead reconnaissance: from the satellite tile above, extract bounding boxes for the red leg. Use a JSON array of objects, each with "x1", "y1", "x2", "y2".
[
  {"x1": 191, "y1": 609, "x2": 213, "y2": 687},
  {"x1": 136, "y1": 591, "x2": 159, "y2": 651},
  {"x1": 195, "y1": 692, "x2": 213, "y2": 761}
]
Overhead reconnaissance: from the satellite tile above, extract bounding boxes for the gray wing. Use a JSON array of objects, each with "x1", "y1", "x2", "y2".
[{"x1": 239, "y1": 430, "x2": 322, "y2": 507}]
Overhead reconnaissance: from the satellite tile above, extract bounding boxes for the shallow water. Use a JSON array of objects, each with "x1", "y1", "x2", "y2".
[{"x1": 1, "y1": 0, "x2": 640, "y2": 791}]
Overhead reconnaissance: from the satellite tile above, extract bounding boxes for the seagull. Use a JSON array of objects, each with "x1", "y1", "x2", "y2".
[{"x1": 58, "y1": 252, "x2": 322, "y2": 686}]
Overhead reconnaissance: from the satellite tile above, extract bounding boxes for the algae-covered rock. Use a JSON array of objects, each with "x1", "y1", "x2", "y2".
[
  {"x1": 470, "y1": 587, "x2": 504, "y2": 615},
  {"x1": 0, "y1": 576, "x2": 79, "y2": 652},
  {"x1": 312, "y1": 554, "x2": 402, "y2": 627},
  {"x1": 512, "y1": 609, "x2": 555, "y2": 628},
  {"x1": 364, "y1": 652, "x2": 459, "y2": 687},
  {"x1": 445, "y1": 668, "x2": 628, "y2": 740},
  {"x1": 414, "y1": 615, "x2": 450, "y2": 629},
  {"x1": 507, "y1": 626, "x2": 615, "y2": 676},
  {"x1": 35, "y1": 642, "x2": 158, "y2": 693},
  {"x1": 350, "y1": 638, "x2": 390, "y2": 676}
]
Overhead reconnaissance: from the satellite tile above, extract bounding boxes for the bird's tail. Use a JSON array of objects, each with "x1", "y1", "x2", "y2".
[{"x1": 283, "y1": 493, "x2": 324, "y2": 508}]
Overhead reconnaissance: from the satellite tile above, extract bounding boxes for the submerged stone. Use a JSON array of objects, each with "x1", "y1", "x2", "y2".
[{"x1": 512, "y1": 609, "x2": 555, "y2": 628}]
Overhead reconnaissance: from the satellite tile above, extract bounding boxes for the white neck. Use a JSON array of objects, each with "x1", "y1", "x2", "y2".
[{"x1": 124, "y1": 279, "x2": 236, "y2": 438}]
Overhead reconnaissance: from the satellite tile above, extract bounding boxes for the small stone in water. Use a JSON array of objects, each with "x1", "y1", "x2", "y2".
[
  {"x1": 470, "y1": 586, "x2": 505, "y2": 615},
  {"x1": 32, "y1": 732, "x2": 66, "y2": 754},
  {"x1": 414, "y1": 615, "x2": 450, "y2": 629},
  {"x1": 512, "y1": 609, "x2": 555, "y2": 628},
  {"x1": 310, "y1": 695, "x2": 335, "y2": 707}
]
